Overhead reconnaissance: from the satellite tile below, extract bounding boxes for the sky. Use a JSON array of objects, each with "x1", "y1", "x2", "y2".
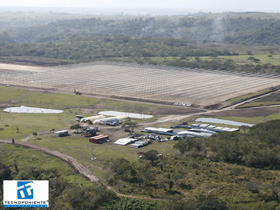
[{"x1": 0, "y1": 0, "x2": 280, "y2": 13}]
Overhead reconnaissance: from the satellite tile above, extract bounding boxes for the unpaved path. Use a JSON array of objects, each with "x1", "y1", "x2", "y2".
[
  {"x1": 141, "y1": 90, "x2": 280, "y2": 125},
  {"x1": 0, "y1": 139, "x2": 100, "y2": 183},
  {"x1": 222, "y1": 90, "x2": 280, "y2": 110},
  {"x1": 0, "y1": 139, "x2": 161, "y2": 200}
]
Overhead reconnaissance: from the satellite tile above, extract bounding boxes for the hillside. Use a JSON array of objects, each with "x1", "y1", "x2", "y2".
[
  {"x1": 104, "y1": 120, "x2": 280, "y2": 209},
  {"x1": 0, "y1": 12, "x2": 280, "y2": 74},
  {"x1": 4, "y1": 13, "x2": 280, "y2": 45},
  {"x1": 1, "y1": 34, "x2": 280, "y2": 74}
]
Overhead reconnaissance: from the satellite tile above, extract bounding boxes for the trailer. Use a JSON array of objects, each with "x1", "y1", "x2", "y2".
[
  {"x1": 89, "y1": 135, "x2": 110, "y2": 144},
  {"x1": 55, "y1": 130, "x2": 69, "y2": 137}
]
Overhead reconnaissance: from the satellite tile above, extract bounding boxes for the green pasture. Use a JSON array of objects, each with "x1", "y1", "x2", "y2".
[
  {"x1": 0, "y1": 85, "x2": 176, "y2": 180},
  {"x1": 218, "y1": 112, "x2": 280, "y2": 125},
  {"x1": 0, "y1": 85, "x2": 163, "y2": 140},
  {"x1": 0, "y1": 111, "x2": 75, "y2": 140},
  {"x1": 0, "y1": 144, "x2": 91, "y2": 186},
  {"x1": 0, "y1": 85, "x2": 164, "y2": 116},
  {"x1": 0, "y1": 86, "x2": 28, "y2": 102},
  {"x1": 225, "y1": 88, "x2": 272, "y2": 105},
  {"x1": 197, "y1": 54, "x2": 280, "y2": 66},
  {"x1": 16, "y1": 91, "x2": 157, "y2": 111},
  {"x1": 28, "y1": 135, "x2": 177, "y2": 179}
]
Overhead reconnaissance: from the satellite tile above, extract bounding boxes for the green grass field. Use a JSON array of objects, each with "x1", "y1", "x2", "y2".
[
  {"x1": 0, "y1": 86, "x2": 167, "y2": 113},
  {"x1": 0, "y1": 144, "x2": 91, "y2": 186},
  {"x1": 0, "y1": 111, "x2": 75, "y2": 140},
  {"x1": 27, "y1": 135, "x2": 177, "y2": 179},
  {"x1": 0, "y1": 85, "x2": 167, "y2": 140},
  {"x1": 197, "y1": 54, "x2": 280, "y2": 66},
  {"x1": 0, "y1": 86, "x2": 29, "y2": 102},
  {"x1": 224, "y1": 88, "x2": 272, "y2": 106},
  {"x1": 0, "y1": 85, "x2": 176, "y2": 179},
  {"x1": 218, "y1": 112, "x2": 280, "y2": 124}
]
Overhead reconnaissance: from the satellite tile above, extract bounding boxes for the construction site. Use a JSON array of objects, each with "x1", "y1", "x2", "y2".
[{"x1": 1, "y1": 62, "x2": 280, "y2": 106}]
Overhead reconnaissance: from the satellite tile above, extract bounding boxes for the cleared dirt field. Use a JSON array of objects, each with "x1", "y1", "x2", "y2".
[
  {"x1": 0, "y1": 62, "x2": 280, "y2": 106},
  {"x1": 253, "y1": 91, "x2": 280, "y2": 102},
  {"x1": 205, "y1": 106, "x2": 280, "y2": 118}
]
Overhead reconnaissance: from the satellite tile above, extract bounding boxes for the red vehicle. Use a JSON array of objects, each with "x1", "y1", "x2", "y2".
[{"x1": 89, "y1": 135, "x2": 109, "y2": 144}]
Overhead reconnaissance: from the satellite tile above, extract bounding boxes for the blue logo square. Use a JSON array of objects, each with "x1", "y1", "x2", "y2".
[{"x1": 17, "y1": 181, "x2": 34, "y2": 199}]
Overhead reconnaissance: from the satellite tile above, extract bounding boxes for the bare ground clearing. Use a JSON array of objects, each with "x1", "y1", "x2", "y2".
[
  {"x1": 253, "y1": 91, "x2": 280, "y2": 102},
  {"x1": 204, "y1": 106, "x2": 280, "y2": 118},
  {"x1": 1, "y1": 62, "x2": 280, "y2": 106}
]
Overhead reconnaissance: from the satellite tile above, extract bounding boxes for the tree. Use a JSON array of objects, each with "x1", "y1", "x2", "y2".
[
  {"x1": 248, "y1": 56, "x2": 260, "y2": 63},
  {"x1": 33, "y1": 132, "x2": 38, "y2": 140},
  {"x1": 195, "y1": 194, "x2": 229, "y2": 210},
  {"x1": 143, "y1": 150, "x2": 159, "y2": 165},
  {"x1": 0, "y1": 162, "x2": 12, "y2": 185},
  {"x1": 109, "y1": 158, "x2": 136, "y2": 181}
]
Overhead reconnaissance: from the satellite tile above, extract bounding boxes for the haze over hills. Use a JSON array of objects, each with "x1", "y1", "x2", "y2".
[
  {"x1": 1, "y1": 10, "x2": 280, "y2": 44},
  {"x1": 0, "y1": 7, "x2": 207, "y2": 16},
  {"x1": 0, "y1": 9, "x2": 280, "y2": 74}
]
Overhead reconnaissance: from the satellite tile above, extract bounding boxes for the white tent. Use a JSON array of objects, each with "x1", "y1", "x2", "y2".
[{"x1": 114, "y1": 138, "x2": 136, "y2": 146}]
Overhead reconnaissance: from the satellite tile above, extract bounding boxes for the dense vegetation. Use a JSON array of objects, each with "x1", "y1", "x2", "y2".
[
  {"x1": 0, "y1": 162, "x2": 115, "y2": 210},
  {"x1": 4, "y1": 15, "x2": 280, "y2": 45},
  {"x1": 0, "y1": 145, "x2": 163, "y2": 210},
  {"x1": 1, "y1": 34, "x2": 280, "y2": 73},
  {"x1": 1, "y1": 12, "x2": 280, "y2": 73},
  {"x1": 105, "y1": 120, "x2": 280, "y2": 209},
  {"x1": 175, "y1": 120, "x2": 280, "y2": 169}
]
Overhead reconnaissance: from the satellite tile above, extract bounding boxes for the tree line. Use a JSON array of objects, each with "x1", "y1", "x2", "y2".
[
  {"x1": 2, "y1": 16, "x2": 280, "y2": 45},
  {"x1": 1, "y1": 33, "x2": 279, "y2": 73}
]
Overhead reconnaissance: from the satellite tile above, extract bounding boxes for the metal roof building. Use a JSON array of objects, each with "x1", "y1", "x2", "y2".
[
  {"x1": 191, "y1": 124, "x2": 239, "y2": 132},
  {"x1": 114, "y1": 138, "x2": 137, "y2": 146},
  {"x1": 142, "y1": 127, "x2": 174, "y2": 135},
  {"x1": 80, "y1": 115, "x2": 105, "y2": 123}
]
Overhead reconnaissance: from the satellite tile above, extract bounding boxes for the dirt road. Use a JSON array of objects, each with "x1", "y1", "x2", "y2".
[
  {"x1": 141, "y1": 89, "x2": 280, "y2": 125},
  {"x1": 0, "y1": 139, "x2": 162, "y2": 200},
  {"x1": 0, "y1": 139, "x2": 100, "y2": 183}
]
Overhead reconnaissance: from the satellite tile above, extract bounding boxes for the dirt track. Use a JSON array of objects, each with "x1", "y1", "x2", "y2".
[
  {"x1": 141, "y1": 89, "x2": 280, "y2": 125},
  {"x1": 0, "y1": 139, "x2": 100, "y2": 183},
  {"x1": 0, "y1": 139, "x2": 162, "y2": 200}
]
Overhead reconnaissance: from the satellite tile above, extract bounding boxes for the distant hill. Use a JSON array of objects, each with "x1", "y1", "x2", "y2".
[
  {"x1": 0, "y1": 11, "x2": 92, "y2": 32},
  {"x1": 0, "y1": 32, "x2": 15, "y2": 43},
  {"x1": 5, "y1": 12, "x2": 280, "y2": 45}
]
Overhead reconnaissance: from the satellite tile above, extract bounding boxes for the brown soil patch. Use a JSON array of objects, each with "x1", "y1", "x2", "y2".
[
  {"x1": 253, "y1": 91, "x2": 280, "y2": 102},
  {"x1": 204, "y1": 106, "x2": 280, "y2": 118}
]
